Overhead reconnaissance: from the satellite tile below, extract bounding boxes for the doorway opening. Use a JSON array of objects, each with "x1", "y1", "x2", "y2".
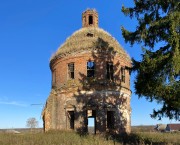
[
  {"x1": 107, "y1": 111, "x2": 115, "y2": 129},
  {"x1": 67, "y1": 111, "x2": 74, "y2": 129},
  {"x1": 87, "y1": 110, "x2": 96, "y2": 134}
]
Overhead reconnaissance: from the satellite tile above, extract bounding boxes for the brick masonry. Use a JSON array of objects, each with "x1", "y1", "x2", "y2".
[{"x1": 42, "y1": 9, "x2": 132, "y2": 134}]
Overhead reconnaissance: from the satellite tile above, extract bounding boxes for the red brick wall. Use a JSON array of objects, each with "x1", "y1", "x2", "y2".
[{"x1": 51, "y1": 51, "x2": 131, "y2": 90}]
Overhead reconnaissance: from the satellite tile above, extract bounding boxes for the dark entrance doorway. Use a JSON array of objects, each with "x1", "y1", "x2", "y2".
[
  {"x1": 107, "y1": 111, "x2": 115, "y2": 129},
  {"x1": 68, "y1": 111, "x2": 74, "y2": 129}
]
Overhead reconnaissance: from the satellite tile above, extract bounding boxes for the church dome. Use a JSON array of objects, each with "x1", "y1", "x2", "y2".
[{"x1": 50, "y1": 9, "x2": 131, "y2": 63}]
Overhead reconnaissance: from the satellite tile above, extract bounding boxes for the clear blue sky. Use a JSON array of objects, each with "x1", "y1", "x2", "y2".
[{"x1": 0, "y1": 0, "x2": 179, "y2": 129}]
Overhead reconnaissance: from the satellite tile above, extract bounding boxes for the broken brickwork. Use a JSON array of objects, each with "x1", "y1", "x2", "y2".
[{"x1": 42, "y1": 9, "x2": 132, "y2": 134}]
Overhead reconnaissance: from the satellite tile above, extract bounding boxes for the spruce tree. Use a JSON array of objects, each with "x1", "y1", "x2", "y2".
[{"x1": 121, "y1": 0, "x2": 180, "y2": 120}]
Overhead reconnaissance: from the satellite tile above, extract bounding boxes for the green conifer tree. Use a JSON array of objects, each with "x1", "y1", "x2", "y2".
[{"x1": 121, "y1": 0, "x2": 180, "y2": 120}]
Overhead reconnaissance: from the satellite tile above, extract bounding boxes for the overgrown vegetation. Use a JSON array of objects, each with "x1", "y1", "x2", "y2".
[
  {"x1": 51, "y1": 27, "x2": 130, "y2": 62},
  {"x1": 0, "y1": 130, "x2": 117, "y2": 145},
  {"x1": 0, "y1": 130, "x2": 180, "y2": 145}
]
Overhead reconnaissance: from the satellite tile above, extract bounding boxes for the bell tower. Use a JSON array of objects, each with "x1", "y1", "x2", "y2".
[{"x1": 82, "y1": 9, "x2": 98, "y2": 28}]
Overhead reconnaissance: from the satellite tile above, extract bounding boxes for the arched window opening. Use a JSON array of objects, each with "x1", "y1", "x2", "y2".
[
  {"x1": 89, "y1": 15, "x2": 93, "y2": 25},
  {"x1": 68, "y1": 63, "x2": 74, "y2": 79},
  {"x1": 107, "y1": 62, "x2": 114, "y2": 80},
  {"x1": 87, "y1": 61, "x2": 95, "y2": 77},
  {"x1": 121, "y1": 67, "x2": 125, "y2": 83}
]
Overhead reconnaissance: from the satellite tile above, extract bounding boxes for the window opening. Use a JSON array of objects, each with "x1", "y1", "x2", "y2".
[
  {"x1": 107, "y1": 111, "x2": 115, "y2": 129},
  {"x1": 121, "y1": 67, "x2": 125, "y2": 83},
  {"x1": 87, "y1": 61, "x2": 95, "y2": 77},
  {"x1": 68, "y1": 63, "x2": 74, "y2": 79},
  {"x1": 107, "y1": 62, "x2": 114, "y2": 80},
  {"x1": 87, "y1": 33, "x2": 94, "y2": 37},
  {"x1": 89, "y1": 15, "x2": 93, "y2": 25},
  {"x1": 68, "y1": 111, "x2": 74, "y2": 129},
  {"x1": 52, "y1": 69, "x2": 56, "y2": 85}
]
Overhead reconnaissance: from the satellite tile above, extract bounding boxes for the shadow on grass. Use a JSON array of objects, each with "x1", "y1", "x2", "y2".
[
  {"x1": 45, "y1": 130, "x2": 176, "y2": 145},
  {"x1": 104, "y1": 133, "x2": 170, "y2": 145}
]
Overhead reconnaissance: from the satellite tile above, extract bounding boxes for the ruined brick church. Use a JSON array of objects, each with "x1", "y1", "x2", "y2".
[{"x1": 42, "y1": 9, "x2": 131, "y2": 134}]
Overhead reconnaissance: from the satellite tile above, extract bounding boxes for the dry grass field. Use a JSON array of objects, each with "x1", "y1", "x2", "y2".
[
  {"x1": 0, "y1": 130, "x2": 119, "y2": 145},
  {"x1": 0, "y1": 126, "x2": 180, "y2": 145}
]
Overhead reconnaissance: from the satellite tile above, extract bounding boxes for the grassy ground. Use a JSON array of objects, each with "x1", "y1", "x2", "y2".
[
  {"x1": 0, "y1": 129, "x2": 180, "y2": 145},
  {"x1": 0, "y1": 130, "x2": 118, "y2": 145},
  {"x1": 119, "y1": 132, "x2": 180, "y2": 145}
]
